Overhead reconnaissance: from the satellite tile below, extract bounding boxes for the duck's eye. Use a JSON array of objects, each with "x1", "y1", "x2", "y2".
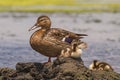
[
  {"x1": 39, "y1": 18, "x2": 46, "y2": 21},
  {"x1": 40, "y1": 19, "x2": 44, "y2": 21}
]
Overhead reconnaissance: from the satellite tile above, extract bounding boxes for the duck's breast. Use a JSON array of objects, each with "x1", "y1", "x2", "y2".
[
  {"x1": 30, "y1": 29, "x2": 48, "y2": 54},
  {"x1": 30, "y1": 29, "x2": 45, "y2": 45}
]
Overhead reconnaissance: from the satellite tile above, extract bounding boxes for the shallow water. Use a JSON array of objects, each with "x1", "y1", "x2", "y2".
[{"x1": 0, "y1": 12, "x2": 120, "y2": 73}]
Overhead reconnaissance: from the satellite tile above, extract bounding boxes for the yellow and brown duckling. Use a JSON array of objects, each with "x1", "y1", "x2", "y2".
[
  {"x1": 60, "y1": 48, "x2": 71, "y2": 58},
  {"x1": 71, "y1": 41, "x2": 87, "y2": 58},
  {"x1": 60, "y1": 41, "x2": 87, "y2": 58},
  {"x1": 29, "y1": 15, "x2": 87, "y2": 62},
  {"x1": 89, "y1": 60, "x2": 113, "y2": 71}
]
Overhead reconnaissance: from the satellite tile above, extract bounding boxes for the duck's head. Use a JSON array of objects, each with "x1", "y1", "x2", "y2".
[
  {"x1": 72, "y1": 41, "x2": 87, "y2": 51},
  {"x1": 71, "y1": 41, "x2": 87, "y2": 52},
  {"x1": 29, "y1": 15, "x2": 51, "y2": 31},
  {"x1": 77, "y1": 42, "x2": 87, "y2": 49},
  {"x1": 89, "y1": 60, "x2": 99, "y2": 70}
]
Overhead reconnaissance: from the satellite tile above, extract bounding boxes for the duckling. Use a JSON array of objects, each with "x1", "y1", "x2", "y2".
[
  {"x1": 29, "y1": 15, "x2": 87, "y2": 62},
  {"x1": 60, "y1": 41, "x2": 87, "y2": 58},
  {"x1": 60, "y1": 48, "x2": 72, "y2": 58},
  {"x1": 71, "y1": 42, "x2": 87, "y2": 58},
  {"x1": 89, "y1": 60, "x2": 113, "y2": 71}
]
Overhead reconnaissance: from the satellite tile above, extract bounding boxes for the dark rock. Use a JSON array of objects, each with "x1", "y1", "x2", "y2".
[
  {"x1": 0, "y1": 67, "x2": 16, "y2": 77},
  {"x1": 16, "y1": 62, "x2": 43, "y2": 73},
  {"x1": 0, "y1": 57, "x2": 120, "y2": 80},
  {"x1": 15, "y1": 73, "x2": 33, "y2": 80}
]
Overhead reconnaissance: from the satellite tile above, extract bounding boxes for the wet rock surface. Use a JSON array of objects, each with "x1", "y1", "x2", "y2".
[{"x1": 0, "y1": 57, "x2": 120, "y2": 80}]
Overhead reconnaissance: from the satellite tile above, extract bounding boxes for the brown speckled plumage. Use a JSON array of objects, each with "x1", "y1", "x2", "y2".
[{"x1": 29, "y1": 15, "x2": 87, "y2": 62}]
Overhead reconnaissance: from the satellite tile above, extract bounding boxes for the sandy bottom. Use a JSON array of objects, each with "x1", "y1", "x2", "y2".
[{"x1": 0, "y1": 12, "x2": 120, "y2": 73}]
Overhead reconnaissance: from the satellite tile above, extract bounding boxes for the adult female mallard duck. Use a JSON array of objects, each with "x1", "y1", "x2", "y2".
[{"x1": 29, "y1": 15, "x2": 87, "y2": 62}]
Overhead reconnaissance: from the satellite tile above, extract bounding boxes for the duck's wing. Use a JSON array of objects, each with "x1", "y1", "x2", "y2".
[{"x1": 46, "y1": 28, "x2": 87, "y2": 43}]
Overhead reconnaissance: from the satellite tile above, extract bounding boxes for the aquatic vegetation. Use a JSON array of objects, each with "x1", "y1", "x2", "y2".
[{"x1": 0, "y1": 0, "x2": 120, "y2": 12}]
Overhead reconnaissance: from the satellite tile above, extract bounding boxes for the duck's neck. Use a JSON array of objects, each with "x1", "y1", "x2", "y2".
[
  {"x1": 41, "y1": 23, "x2": 51, "y2": 30},
  {"x1": 41, "y1": 27, "x2": 50, "y2": 30}
]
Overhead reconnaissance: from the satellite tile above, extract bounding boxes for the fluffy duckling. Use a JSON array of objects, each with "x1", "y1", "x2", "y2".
[
  {"x1": 60, "y1": 48, "x2": 72, "y2": 58},
  {"x1": 60, "y1": 41, "x2": 87, "y2": 58},
  {"x1": 89, "y1": 60, "x2": 113, "y2": 71},
  {"x1": 71, "y1": 42, "x2": 87, "y2": 58}
]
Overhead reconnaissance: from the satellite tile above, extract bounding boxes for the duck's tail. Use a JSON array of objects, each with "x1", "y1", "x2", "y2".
[{"x1": 76, "y1": 34, "x2": 88, "y2": 36}]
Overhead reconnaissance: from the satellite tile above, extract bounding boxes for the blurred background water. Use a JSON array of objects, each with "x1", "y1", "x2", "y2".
[{"x1": 0, "y1": 0, "x2": 120, "y2": 73}]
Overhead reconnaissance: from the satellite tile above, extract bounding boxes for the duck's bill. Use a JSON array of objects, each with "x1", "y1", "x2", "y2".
[{"x1": 28, "y1": 23, "x2": 38, "y2": 31}]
